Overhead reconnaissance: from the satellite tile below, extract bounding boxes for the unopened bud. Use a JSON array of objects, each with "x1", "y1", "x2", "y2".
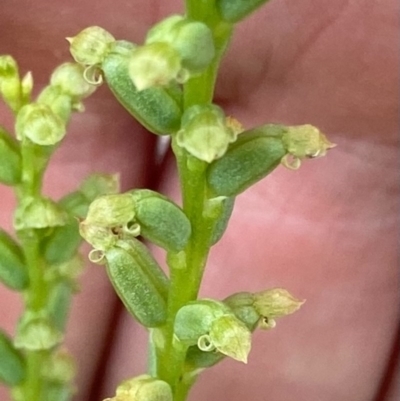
[
  {"x1": 79, "y1": 222, "x2": 118, "y2": 252},
  {"x1": 51, "y1": 62, "x2": 97, "y2": 99},
  {"x1": 67, "y1": 26, "x2": 115, "y2": 66},
  {"x1": 177, "y1": 104, "x2": 237, "y2": 163},
  {"x1": 253, "y1": 288, "x2": 305, "y2": 319},
  {"x1": 0, "y1": 55, "x2": 21, "y2": 111},
  {"x1": 128, "y1": 42, "x2": 187, "y2": 91},
  {"x1": 174, "y1": 299, "x2": 251, "y2": 363},
  {"x1": 14, "y1": 197, "x2": 68, "y2": 231},
  {"x1": 42, "y1": 349, "x2": 76, "y2": 383},
  {"x1": 146, "y1": 15, "x2": 215, "y2": 74},
  {"x1": 281, "y1": 124, "x2": 336, "y2": 169},
  {"x1": 14, "y1": 311, "x2": 63, "y2": 351},
  {"x1": 85, "y1": 193, "x2": 135, "y2": 227},
  {"x1": 104, "y1": 375, "x2": 172, "y2": 401},
  {"x1": 15, "y1": 103, "x2": 66, "y2": 145},
  {"x1": 37, "y1": 86, "x2": 73, "y2": 122},
  {"x1": 209, "y1": 315, "x2": 251, "y2": 363}
]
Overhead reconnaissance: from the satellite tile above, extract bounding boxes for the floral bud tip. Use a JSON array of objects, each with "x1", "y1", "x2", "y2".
[
  {"x1": 281, "y1": 124, "x2": 335, "y2": 169},
  {"x1": 68, "y1": 26, "x2": 115, "y2": 66},
  {"x1": 85, "y1": 193, "x2": 135, "y2": 227},
  {"x1": 128, "y1": 43, "x2": 185, "y2": 90},
  {"x1": 254, "y1": 288, "x2": 305, "y2": 319}
]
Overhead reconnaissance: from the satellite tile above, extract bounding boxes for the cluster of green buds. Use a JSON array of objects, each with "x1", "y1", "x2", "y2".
[
  {"x1": 175, "y1": 289, "x2": 303, "y2": 373},
  {"x1": 79, "y1": 190, "x2": 192, "y2": 327}
]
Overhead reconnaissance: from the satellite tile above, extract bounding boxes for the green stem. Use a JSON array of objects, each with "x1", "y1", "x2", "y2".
[
  {"x1": 154, "y1": 2, "x2": 234, "y2": 400},
  {"x1": 13, "y1": 139, "x2": 52, "y2": 401}
]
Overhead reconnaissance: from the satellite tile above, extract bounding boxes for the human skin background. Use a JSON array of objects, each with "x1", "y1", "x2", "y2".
[{"x1": 0, "y1": 0, "x2": 398, "y2": 400}]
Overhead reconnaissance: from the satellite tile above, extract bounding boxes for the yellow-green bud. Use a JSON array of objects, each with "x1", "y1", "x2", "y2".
[
  {"x1": 177, "y1": 104, "x2": 237, "y2": 163},
  {"x1": 14, "y1": 311, "x2": 63, "y2": 351},
  {"x1": 14, "y1": 197, "x2": 68, "y2": 231},
  {"x1": 37, "y1": 86, "x2": 73, "y2": 122},
  {"x1": 104, "y1": 375, "x2": 172, "y2": 401},
  {"x1": 174, "y1": 299, "x2": 251, "y2": 363},
  {"x1": 79, "y1": 222, "x2": 118, "y2": 252},
  {"x1": 225, "y1": 288, "x2": 305, "y2": 331},
  {"x1": 15, "y1": 103, "x2": 66, "y2": 145},
  {"x1": 253, "y1": 288, "x2": 305, "y2": 320},
  {"x1": 41, "y1": 350, "x2": 76, "y2": 383},
  {"x1": 208, "y1": 315, "x2": 251, "y2": 363},
  {"x1": 85, "y1": 193, "x2": 135, "y2": 227},
  {"x1": 0, "y1": 55, "x2": 22, "y2": 112},
  {"x1": 50, "y1": 62, "x2": 97, "y2": 99},
  {"x1": 281, "y1": 124, "x2": 336, "y2": 169},
  {"x1": 67, "y1": 26, "x2": 115, "y2": 66},
  {"x1": 146, "y1": 15, "x2": 215, "y2": 74},
  {"x1": 128, "y1": 42, "x2": 187, "y2": 91}
]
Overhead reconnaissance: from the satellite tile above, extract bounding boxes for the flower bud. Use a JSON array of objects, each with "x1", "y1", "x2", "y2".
[
  {"x1": 174, "y1": 299, "x2": 251, "y2": 363},
  {"x1": 14, "y1": 197, "x2": 68, "y2": 231},
  {"x1": 79, "y1": 221, "x2": 118, "y2": 252},
  {"x1": 225, "y1": 288, "x2": 304, "y2": 331},
  {"x1": 79, "y1": 173, "x2": 120, "y2": 202},
  {"x1": 281, "y1": 124, "x2": 336, "y2": 169},
  {"x1": 146, "y1": 15, "x2": 215, "y2": 74},
  {"x1": 37, "y1": 86, "x2": 73, "y2": 122},
  {"x1": 208, "y1": 314, "x2": 251, "y2": 363},
  {"x1": 42, "y1": 349, "x2": 76, "y2": 383},
  {"x1": 67, "y1": 26, "x2": 115, "y2": 66},
  {"x1": 14, "y1": 311, "x2": 63, "y2": 351},
  {"x1": 85, "y1": 193, "x2": 136, "y2": 228},
  {"x1": 177, "y1": 104, "x2": 237, "y2": 163},
  {"x1": 50, "y1": 62, "x2": 97, "y2": 99},
  {"x1": 104, "y1": 375, "x2": 172, "y2": 401},
  {"x1": 128, "y1": 42, "x2": 187, "y2": 91},
  {"x1": 253, "y1": 288, "x2": 305, "y2": 320},
  {"x1": 0, "y1": 55, "x2": 21, "y2": 111},
  {"x1": 15, "y1": 103, "x2": 66, "y2": 145}
]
